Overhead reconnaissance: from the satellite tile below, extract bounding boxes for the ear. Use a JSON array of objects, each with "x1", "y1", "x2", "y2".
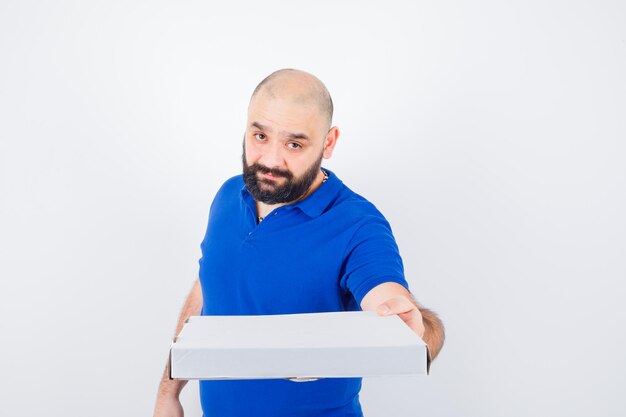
[{"x1": 322, "y1": 126, "x2": 340, "y2": 159}]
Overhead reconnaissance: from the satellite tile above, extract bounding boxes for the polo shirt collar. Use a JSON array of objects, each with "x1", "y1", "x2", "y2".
[
  {"x1": 240, "y1": 167, "x2": 342, "y2": 218},
  {"x1": 292, "y1": 167, "x2": 342, "y2": 217}
]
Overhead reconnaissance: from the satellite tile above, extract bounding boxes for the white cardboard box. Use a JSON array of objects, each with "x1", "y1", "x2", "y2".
[{"x1": 169, "y1": 311, "x2": 430, "y2": 380}]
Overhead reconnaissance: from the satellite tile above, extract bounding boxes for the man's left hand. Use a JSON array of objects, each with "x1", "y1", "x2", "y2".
[{"x1": 376, "y1": 296, "x2": 426, "y2": 338}]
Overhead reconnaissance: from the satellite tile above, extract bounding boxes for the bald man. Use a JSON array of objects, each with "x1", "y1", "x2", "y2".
[{"x1": 153, "y1": 69, "x2": 445, "y2": 417}]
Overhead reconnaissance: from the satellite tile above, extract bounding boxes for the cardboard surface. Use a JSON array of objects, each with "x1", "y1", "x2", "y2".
[{"x1": 169, "y1": 311, "x2": 429, "y2": 380}]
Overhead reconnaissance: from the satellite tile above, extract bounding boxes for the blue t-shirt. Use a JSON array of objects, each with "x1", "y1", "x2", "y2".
[{"x1": 197, "y1": 167, "x2": 409, "y2": 417}]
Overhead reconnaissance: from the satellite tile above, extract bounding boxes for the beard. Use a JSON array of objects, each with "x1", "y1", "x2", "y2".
[{"x1": 242, "y1": 145, "x2": 324, "y2": 205}]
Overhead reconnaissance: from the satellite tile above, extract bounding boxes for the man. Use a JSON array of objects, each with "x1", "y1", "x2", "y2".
[{"x1": 153, "y1": 68, "x2": 445, "y2": 417}]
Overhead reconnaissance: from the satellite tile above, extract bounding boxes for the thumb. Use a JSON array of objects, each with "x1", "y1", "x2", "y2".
[{"x1": 376, "y1": 303, "x2": 392, "y2": 316}]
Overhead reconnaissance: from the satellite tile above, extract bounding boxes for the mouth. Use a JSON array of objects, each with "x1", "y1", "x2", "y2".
[{"x1": 261, "y1": 171, "x2": 284, "y2": 180}]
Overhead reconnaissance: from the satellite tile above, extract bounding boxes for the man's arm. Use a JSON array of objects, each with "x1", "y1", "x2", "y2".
[
  {"x1": 153, "y1": 279, "x2": 203, "y2": 417},
  {"x1": 361, "y1": 282, "x2": 445, "y2": 362}
]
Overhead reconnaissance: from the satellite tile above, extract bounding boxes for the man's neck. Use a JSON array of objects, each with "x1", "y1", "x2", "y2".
[{"x1": 255, "y1": 168, "x2": 326, "y2": 220}]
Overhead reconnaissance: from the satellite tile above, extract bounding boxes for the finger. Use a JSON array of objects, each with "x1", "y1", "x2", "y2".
[
  {"x1": 376, "y1": 297, "x2": 426, "y2": 337},
  {"x1": 398, "y1": 309, "x2": 425, "y2": 337}
]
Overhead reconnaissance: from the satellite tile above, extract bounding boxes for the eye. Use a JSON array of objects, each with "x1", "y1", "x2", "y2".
[
  {"x1": 254, "y1": 133, "x2": 266, "y2": 141},
  {"x1": 287, "y1": 142, "x2": 302, "y2": 149}
]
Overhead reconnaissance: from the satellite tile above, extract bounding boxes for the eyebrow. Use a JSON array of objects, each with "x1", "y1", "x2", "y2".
[
  {"x1": 251, "y1": 121, "x2": 271, "y2": 132},
  {"x1": 284, "y1": 131, "x2": 310, "y2": 141},
  {"x1": 250, "y1": 121, "x2": 310, "y2": 141}
]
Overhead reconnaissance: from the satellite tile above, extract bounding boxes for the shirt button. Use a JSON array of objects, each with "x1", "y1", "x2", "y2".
[{"x1": 274, "y1": 212, "x2": 278, "y2": 216}]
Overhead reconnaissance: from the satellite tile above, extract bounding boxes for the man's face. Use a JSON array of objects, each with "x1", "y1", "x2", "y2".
[{"x1": 242, "y1": 93, "x2": 328, "y2": 205}]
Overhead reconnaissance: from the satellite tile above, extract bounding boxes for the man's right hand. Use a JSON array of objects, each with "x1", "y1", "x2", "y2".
[
  {"x1": 153, "y1": 396, "x2": 184, "y2": 417},
  {"x1": 153, "y1": 278, "x2": 201, "y2": 416}
]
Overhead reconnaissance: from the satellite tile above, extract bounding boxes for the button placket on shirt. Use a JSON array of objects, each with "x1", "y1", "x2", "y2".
[{"x1": 246, "y1": 208, "x2": 282, "y2": 239}]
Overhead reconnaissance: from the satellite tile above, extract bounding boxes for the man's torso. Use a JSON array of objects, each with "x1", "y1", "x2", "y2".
[{"x1": 197, "y1": 168, "x2": 407, "y2": 417}]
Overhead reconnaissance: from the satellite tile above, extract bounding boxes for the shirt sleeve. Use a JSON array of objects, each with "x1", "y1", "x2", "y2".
[{"x1": 339, "y1": 215, "x2": 410, "y2": 307}]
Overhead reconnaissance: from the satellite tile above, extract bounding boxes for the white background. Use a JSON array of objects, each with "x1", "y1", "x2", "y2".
[{"x1": 1, "y1": 1, "x2": 625, "y2": 416}]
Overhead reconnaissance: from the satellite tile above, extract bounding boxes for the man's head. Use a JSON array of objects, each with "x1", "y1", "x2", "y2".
[{"x1": 242, "y1": 68, "x2": 339, "y2": 205}]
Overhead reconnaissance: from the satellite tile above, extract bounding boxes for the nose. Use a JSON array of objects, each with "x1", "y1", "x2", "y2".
[{"x1": 258, "y1": 139, "x2": 285, "y2": 170}]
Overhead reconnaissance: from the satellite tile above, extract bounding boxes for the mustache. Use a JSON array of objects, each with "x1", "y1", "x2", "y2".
[{"x1": 249, "y1": 163, "x2": 292, "y2": 179}]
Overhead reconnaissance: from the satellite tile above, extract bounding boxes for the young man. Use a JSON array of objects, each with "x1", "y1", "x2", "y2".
[{"x1": 153, "y1": 68, "x2": 445, "y2": 417}]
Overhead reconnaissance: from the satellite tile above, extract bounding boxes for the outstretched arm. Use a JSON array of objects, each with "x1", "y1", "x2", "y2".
[{"x1": 361, "y1": 282, "x2": 445, "y2": 362}]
